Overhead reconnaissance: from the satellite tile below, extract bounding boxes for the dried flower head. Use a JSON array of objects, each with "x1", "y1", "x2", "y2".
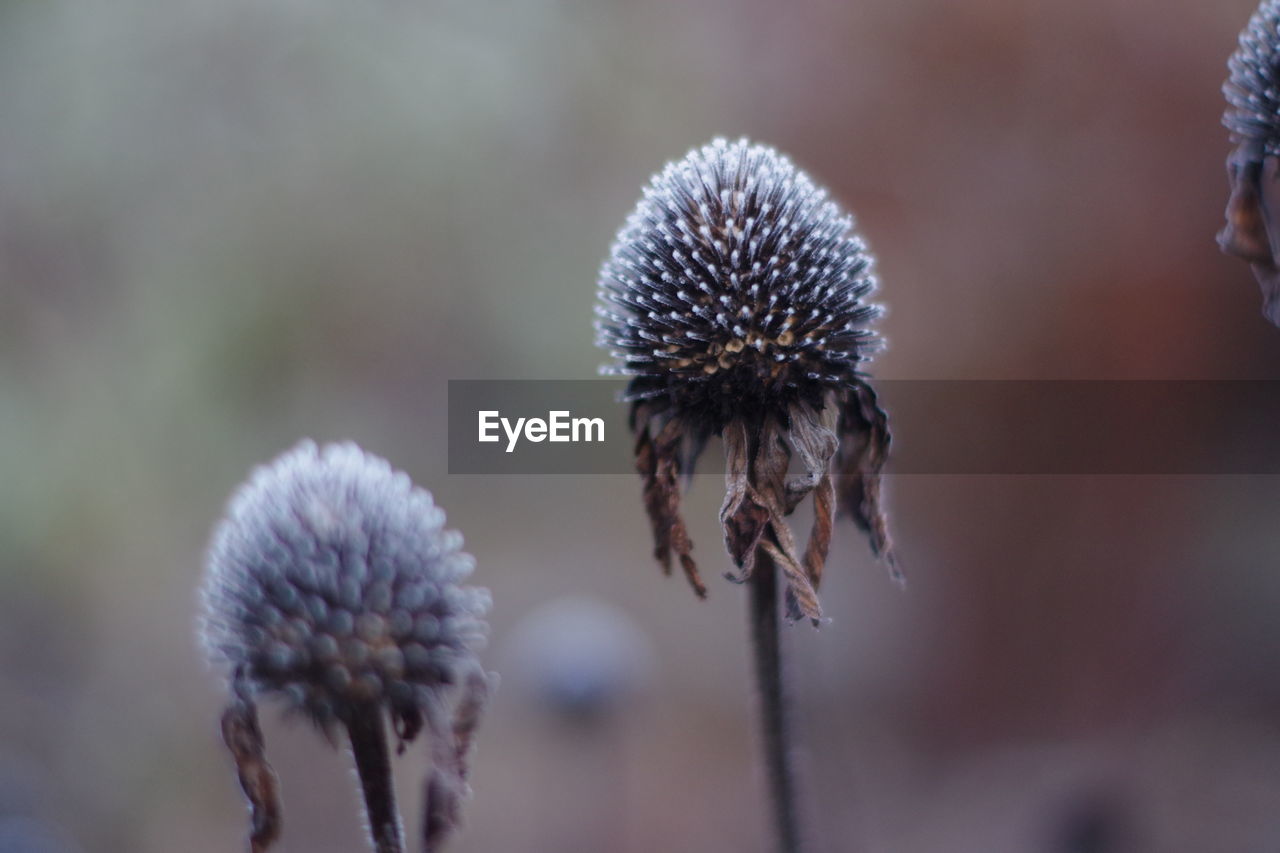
[
  {"x1": 1225, "y1": 0, "x2": 1280, "y2": 156},
  {"x1": 200, "y1": 440, "x2": 492, "y2": 853},
  {"x1": 596, "y1": 138, "x2": 896, "y2": 623},
  {"x1": 1220, "y1": 0, "x2": 1280, "y2": 324}
]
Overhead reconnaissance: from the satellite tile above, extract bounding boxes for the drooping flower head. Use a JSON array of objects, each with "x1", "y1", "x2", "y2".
[
  {"x1": 200, "y1": 440, "x2": 491, "y2": 853},
  {"x1": 596, "y1": 138, "x2": 896, "y2": 623},
  {"x1": 1220, "y1": 0, "x2": 1280, "y2": 325}
]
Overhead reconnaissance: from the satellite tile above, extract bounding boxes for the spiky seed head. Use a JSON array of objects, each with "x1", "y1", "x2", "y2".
[
  {"x1": 1226, "y1": 0, "x2": 1280, "y2": 155},
  {"x1": 596, "y1": 137, "x2": 882, "y2": 426},
  {"x1": 200, "y1": 440, "x2": 490, "y2": 728}
]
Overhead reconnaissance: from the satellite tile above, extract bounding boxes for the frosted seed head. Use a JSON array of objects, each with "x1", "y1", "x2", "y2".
[
  {"x1": 1226, "y1": 1, "x2": 1280, "y2": 154},
  {"x1": 595, "y1": 138, "x2": 882, "y2": 426},
  {"x1": 199, "y1": 440, "x2": 489, "y2": 727}
]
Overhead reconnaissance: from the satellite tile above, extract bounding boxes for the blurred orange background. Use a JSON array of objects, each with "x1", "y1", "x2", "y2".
[{"x1": 2, "y1": 1, "x2": 1279, "y2": 851}]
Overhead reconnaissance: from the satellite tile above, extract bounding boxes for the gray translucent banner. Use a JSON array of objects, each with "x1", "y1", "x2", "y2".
[{"x1": 447, "y1": 380, "x2": 1280, "y2": 475}]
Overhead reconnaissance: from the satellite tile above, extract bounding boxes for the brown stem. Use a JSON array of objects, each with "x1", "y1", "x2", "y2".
[
  {"x1": 346, "y1": 709, "x2": 404, "y2": 853},
  {"x1": 749, "y1": 552, "x2": 805, "y2": 853}
]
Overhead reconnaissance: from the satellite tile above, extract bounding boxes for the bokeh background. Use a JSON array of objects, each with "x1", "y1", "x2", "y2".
[{"x1": 3, "y1": 1, "x2": 1280, "y2": 851}]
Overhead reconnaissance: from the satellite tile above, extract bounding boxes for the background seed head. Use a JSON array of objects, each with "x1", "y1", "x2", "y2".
[
  {"x1": 596, "y1": 137, "x2": 882, "y2": 425},
  {"x1": 1225, "y1": 0, "x2": 1280, "y2": 155},
  {"x1": 500, "y1": 596, "x2": 656, "y2": 725},
  {"x1": 200, "y1": 440, "x2": 490, "y2": 726}
]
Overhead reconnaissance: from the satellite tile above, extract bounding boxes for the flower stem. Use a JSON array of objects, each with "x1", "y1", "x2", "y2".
[
  {"x1": 749, "y1": 552, "x2": 805, "y2": 853},
  {"x1": 346, "y1": 709, "x2": 404, "y2": 853}
]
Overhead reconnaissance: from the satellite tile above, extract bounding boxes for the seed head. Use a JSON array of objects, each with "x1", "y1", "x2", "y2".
[
  {"x1": 200, "y1": 440, "x2": 490, "y2": 730},
  {"x1": 595, "y1": 139, "x2": 895, "y2": 623},
  {"x1": 1225, "y1": 0, "x2": 1280, "y2": 155},
  {"x1": 502, "y1": 596, "x2": 656, "y2": 724},
  {"x1": 596, "y1": 137, "x2": 881, "y2": 428},
  {"x1": 1220, "y1": 1, "x2": 1280, "y2": 327},
  {"x1": 201, "y1": 441, "x2": 493, "y2": 853}
]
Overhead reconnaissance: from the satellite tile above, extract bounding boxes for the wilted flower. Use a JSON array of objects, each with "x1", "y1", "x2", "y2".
[
  {"x1": 200, "y1": 440, "x2": 492, "y2": 853},
  {"x1": 1220, "y1": 0, "x2": 1280, "y2": 324},
  {"x1": 596, "y1": 138, "x2": 896, "y2": 623}
]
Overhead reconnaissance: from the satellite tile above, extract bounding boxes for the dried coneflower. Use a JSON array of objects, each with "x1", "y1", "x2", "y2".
[
  {"x1": 596, "y1": 137, "x2": 896, "y2": 625},
  {"x1": 199, "y1": 440, "x2": 492, "y2": 853},
  {"x1": 596, "y1": 138, "x2": 895, "y2": 853},
  {"x1": 1221, "y1": 0, "x2": 1280, "y2": 324}
]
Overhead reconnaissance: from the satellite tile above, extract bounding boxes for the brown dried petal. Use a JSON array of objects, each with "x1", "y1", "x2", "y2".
[
  {"x1": 220, "y1": 678, "x2": 282, "y2": 853},
  {"x1": 1218, "y1": 143, "x2": 1280, "y2": 328},
  {"x1": 802, "y1": 472, "x2": 835, "y2": 595},
  {"x1": 633, "y1": 405, "x2": 706, "y2": 598},
  {"x1": 423, "y1": 669, "x2": 493, "y2": 853},
  {"x1": 784, "y1": 400, "x2": 840, "y2": 594},
  {"x1": 759, "y1": 537, "x2": 821, "y2": 624},
  {"x1": 782, "y1": 398, "x2": 839, "y2": 513},
  {"x1": 1220, "y1": 146, "x2": 1274, "y2": 265},
  {"x1": 837, "y1": 380, "x2": 900, "y2": 582},
  {"x1": 754, "y1": 417, "x2": 823, "y2": 623},
  {"x1": 720, "y1": 420, "x2": 769, "y2": 578}
]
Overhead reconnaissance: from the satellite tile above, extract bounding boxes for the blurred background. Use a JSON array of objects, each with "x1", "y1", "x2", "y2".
[{"x1": 3, "y1": 0, "x2": 1280, "y2": 850}]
